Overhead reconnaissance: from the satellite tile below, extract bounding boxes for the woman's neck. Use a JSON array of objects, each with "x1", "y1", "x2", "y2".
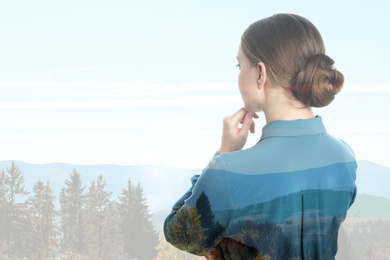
[
  {"x1": 264, "y1": 108, "x2": 315, "y2": 124},
  {"x1": 262, "y1": 91, "x2": 315, "y2": 124}
]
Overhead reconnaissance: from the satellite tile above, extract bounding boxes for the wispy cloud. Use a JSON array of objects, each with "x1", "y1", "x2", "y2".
[
  {"x1": 0, "y1": 80, "x2": 388, "y2": 109},
  {"x1": 54, "y1": 66, "x2": 100, "y2": 72},
  {"x1": 328, "y1": 128, "x2": 390, "y2": 133},
  {"x1": 0, "y1": 81, "x2": 91, "y2": 87},
  {"x1": 1, "y1": 128, "x2": 388, "y2": 140},
  {"x1": 74, "y1": 81, "x2": 237, "y2": 98},
  {"x1": 1, "y1": 80, "x2": 388, "y2": 95},
  {"x1": 342, "y1": 83, "x2": 390, "y2": 92},
  {"x1": 0, "y1": 95, "x2": 242, "y2": 110},
  {"x1": 0, "y1": 80, "x2": 237, "y2": 99},
  {"x1": 0, "y1": 132, "x2": 148, "y2": 139},
  {"x1": 0, "y1": 80, "x2": 236, "y2": 90}
]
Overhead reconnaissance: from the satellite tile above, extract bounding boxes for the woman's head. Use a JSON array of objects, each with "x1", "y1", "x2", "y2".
[{"x1": 240, "y1": 13, "x2": 344, "y2": 108}]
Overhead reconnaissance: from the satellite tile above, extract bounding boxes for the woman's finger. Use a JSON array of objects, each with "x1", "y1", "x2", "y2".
[
  {"x1": 231, "y1": 108, "x2": 247, "y2": 124},
  {"x1": 232, "y1": 108, "x2": 259, "y2": 123},
  {"x1": 239, "y1": 112, "x2": 253, "y2": 136},
  {"x1": 240, "y1": 112, "x2": 258, "y2": 129}
]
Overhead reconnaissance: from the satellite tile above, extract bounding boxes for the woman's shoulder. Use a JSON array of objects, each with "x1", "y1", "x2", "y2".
[
  {"x1": 209, "y1": 146, "x2": 269, "y2": 175},
  {"x1": 210, "y1": 133, "x2": 356, "y2": 177}
]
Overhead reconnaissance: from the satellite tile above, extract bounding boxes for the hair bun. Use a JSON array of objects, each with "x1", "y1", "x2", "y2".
[{"x1": 290, "y1": 53, "x2": 344, "y2": 107}]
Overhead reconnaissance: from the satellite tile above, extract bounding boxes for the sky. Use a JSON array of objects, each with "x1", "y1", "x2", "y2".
[{"x1": 0, "y1": 0, "x2": 389, "y2": 169}]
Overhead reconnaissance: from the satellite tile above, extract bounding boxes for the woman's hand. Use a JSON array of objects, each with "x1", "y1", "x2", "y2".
[{"x1": 218, "y1": 107, "x2": 259, "y2": 154}]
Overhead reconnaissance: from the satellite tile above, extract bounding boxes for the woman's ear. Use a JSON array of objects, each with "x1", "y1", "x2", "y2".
[{"x1": 257, "y1": 62, "x2": 267, "y2": 88}]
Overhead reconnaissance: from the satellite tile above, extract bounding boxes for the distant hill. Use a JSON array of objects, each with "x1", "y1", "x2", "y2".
[
  {"x1": 347, "y1": 193, "x2": 390, "y2": 218},
  {"x1": 152, "y1": 194, "x2": 390, "y2": 235},
  {"x1": 354, "y1": 160, "x2": 390, "y2": 198},
  {"x1": 0, "y1": 159, "x2": 388, "y2": 220},
  {"x1": 0, "y1": 160, "x2": 199, "y2": 213}
]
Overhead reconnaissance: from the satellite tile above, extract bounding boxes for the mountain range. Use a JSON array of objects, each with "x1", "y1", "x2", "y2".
[{"x1": 0, "y1": 159, "x2": 388, "y2": 233}]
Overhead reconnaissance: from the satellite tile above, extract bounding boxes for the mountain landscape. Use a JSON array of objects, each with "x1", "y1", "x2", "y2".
[{"x1": 0, "y1": 159, "x2": 388, "y2": 234}]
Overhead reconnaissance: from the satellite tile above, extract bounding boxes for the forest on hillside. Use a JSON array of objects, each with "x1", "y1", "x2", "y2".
[
  {"x1": 0, "y1": 161, "x2": 162, "y2": 259},
  {"x1": 1, "y1": 161, "x2": 389, "y2": 260}
]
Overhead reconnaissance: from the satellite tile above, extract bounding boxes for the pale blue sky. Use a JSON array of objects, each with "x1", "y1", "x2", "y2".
[{"x1": 0, "y1": 0, "x2": 389, "y2": 168}]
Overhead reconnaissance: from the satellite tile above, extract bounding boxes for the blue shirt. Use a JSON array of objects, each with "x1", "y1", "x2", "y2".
[{"x1": 164, "y1": 115, "x2": 357, "y2": 259}]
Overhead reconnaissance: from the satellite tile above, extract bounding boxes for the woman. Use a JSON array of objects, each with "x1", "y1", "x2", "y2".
[{"x1": 164, "y1": 13, "x2": 357, "y2": 260}]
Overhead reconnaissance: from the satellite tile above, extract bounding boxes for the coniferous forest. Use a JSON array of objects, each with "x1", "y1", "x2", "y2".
[
  {"x1": 1, "y1": 161, "x2": 390, "y2": 260},
  {"x1": 0, "y1": 161, "x2": 161, "y2": 260}
]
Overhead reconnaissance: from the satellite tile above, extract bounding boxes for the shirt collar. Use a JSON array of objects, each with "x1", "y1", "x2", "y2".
[{"x1": 258, "y1": 115, "x2": 326, "y2": 143}]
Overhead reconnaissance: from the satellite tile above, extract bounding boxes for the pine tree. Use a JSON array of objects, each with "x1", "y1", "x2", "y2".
[
  {"x1": 118, "y1": 179, "x2": 159, "y2": 259},
  {"x1": 187, "y1": 206, "x2": 208, "y2": 255},
  {"x1": 118, "y1": 178, "x2": 136, "y2": 258},
  {"x1": 28, "y1": 179, "x2": 57, "y2": 259},
  {"x1": 85, "y1": 180, "x2": 98, "y2": 256},
  {"x1": 95, "y1": 175, "x2": 113, "y2": 252},
  {"x1": 132, "y1": 183, "x2": 159, "y2": 259},
  {"x1": 85, "y1": 175, "x2": 113, "y2": 258},
  {"x1": 59, "y1": 169, "x2": 86, "y2": 255},
  {"x1": 0, "y1": 169, "x2": 7, "y2": 243},
  {"x1": 5, "y1": 162, "x2": 29, "y2": 205},
  {"x1": 106, "y1": 200, "x2": 126, "y2": 258},
  {"x1": 13, "y1": 205, "x2": 34, "y2": 258},
  {"x1": 2, "y1": 162, "x2": 31, "y2": 258},
  {"x1": 195, "y1": 191, "x2": 217, "y2": 248},
  {"x1": 165, "y1": 205, "x2": 208, "y2": 256}
]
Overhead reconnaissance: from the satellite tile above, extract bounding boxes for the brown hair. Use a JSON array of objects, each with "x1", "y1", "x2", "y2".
[{"x1": 241, "y1": 13, "x2": 344, "y2": 108}]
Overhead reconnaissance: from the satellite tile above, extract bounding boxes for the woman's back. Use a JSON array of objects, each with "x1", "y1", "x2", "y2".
[
  {"x1": 164, "y1": 13, "x2": 357, "y2": 259},
  {"x1": 164, "y1": 116, "x2": 357, "y2": 259}
]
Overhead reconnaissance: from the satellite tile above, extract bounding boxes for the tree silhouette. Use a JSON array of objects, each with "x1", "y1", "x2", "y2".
[
  {"x1": 118, "y1": 178, "x2": 136, "y2": 258},
  {"x1": 0, "y1": 169, "x2": 7, "y2": 243},
  {"x1": 28, "y1": 179, "x2": 57, "y2": 259},
  {"x1": 5, "y1": 162, "x2": 29, "y2": 205},
  {"x1": 0, "y1": 162, "x2": 31, "y2": 258},
  {"x1": 95, "y1": 174, "x2": 113, "y2": 251},
  {"x1": 85, "y1": 174, "x2": 113, "y2": 258},
  {"x1": 132, "y1": 183, "x2": 159, "y2": 259},
  {"x1": 195, "y1": 191, "x2": 221, "y2": 248},
  {"x1": 118, "y1": 178, "x2": 159, "y2": 259},
  {"x1": 165, "y1": 204, "x2": 208, "y2": 256},
  {"x1": 0, "y1": 162, "x2": 174, "y2": 259},
  {"x1": 59, "y1": 169, "x2": 86, "y2": 255}
]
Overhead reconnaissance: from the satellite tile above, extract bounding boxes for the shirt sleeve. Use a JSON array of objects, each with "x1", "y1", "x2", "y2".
[
  {"x1": 336, "y1": 137, "x2": 358, "y2": 210},
  {"x1": 163, "y1": 150, "x2": 232, "y2": 256},
  {"x1": 337, "y1": 137, "x2": 357, "y2": 158}
]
